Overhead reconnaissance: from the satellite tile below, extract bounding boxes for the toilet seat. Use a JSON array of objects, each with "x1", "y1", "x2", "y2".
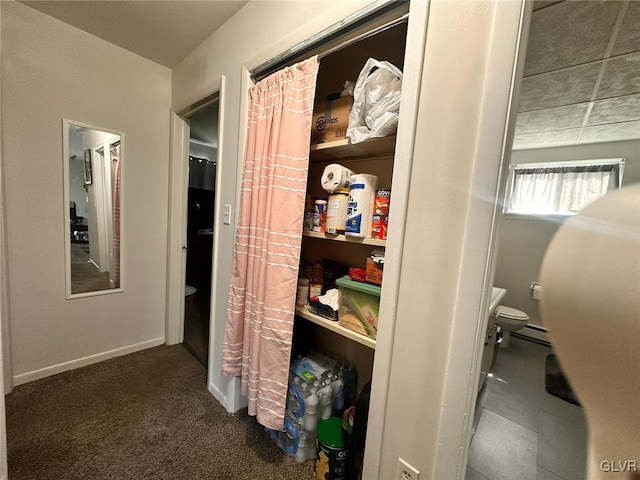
[{"x1": 496, "y1": 305, "x2": 528, "y2": 322}]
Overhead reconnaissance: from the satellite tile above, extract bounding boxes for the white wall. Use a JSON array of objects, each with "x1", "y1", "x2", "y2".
[
  {"x1": 495, "y1": 139, "x2": 640, "y2": 328},
  {"x1": 1, "y1": 2, "x2": 171, "y2": 382},
  {"x1": 0, "y1": 2, "x2": 10, "y2": 475},
  {"x1": 172, "y1": 0, "x2": 376, "y2": 410}
]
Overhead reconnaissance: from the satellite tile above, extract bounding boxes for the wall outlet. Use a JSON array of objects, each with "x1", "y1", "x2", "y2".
[{"x1": 396, "y1": 458, "x2": 420, "y2": 480}]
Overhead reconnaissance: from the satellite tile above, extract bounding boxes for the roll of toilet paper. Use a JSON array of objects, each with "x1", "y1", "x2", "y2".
[
  {"x1": 346, "y1": 174, "x2": 378, "y2": 237},
  {"x1": 321, "y1": 164, "x2": 353, "y2": 193},
  {"x1": 532, "y1": 284, "x2": 543, "y2": 300}
]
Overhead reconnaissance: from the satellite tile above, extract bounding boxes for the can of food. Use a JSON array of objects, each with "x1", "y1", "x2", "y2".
[
  {"x1": 374, "y1": 189, "x2": 391, "y2": 216},
  {"x1": 371, "y1": 214, "x2": 388, "y2": 240},
  {"x1": 315, "y1": 417, "x2": 348, "y2": 480},
  {"x1": 313, "y1": 199, "x2": 328, "y2": 232},
  {"x1": 326, "y1": 189, "x2": 349, "y2": 234}
]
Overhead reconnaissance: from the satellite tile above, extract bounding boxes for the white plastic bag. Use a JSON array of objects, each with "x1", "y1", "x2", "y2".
[{"x1": 347, "y1": 58, "x2": 402, "y2": 144}]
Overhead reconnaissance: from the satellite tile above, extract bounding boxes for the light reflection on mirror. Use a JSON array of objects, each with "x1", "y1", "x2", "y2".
[{"x1": 64, "y1": 120, "x2": 123, "y2": 297}]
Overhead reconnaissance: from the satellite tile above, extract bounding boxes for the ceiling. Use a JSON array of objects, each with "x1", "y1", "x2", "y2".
[
  {"x1": 20, "y1": 0, "x2": 639, "y2": 150},
  {"x1": 190, "y1": 104, "x2": 219, "y2": 148},
  {"x1": 19, "y1": 0, "x2": 247, "y2": 68},
  {"x1": 514, "y1": 0, "x2": 640, "y2": 150}
]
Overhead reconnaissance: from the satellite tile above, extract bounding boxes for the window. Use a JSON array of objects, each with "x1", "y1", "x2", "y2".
[{"x1": 506, "y1": 158, "x2": 625, "y2": 216}]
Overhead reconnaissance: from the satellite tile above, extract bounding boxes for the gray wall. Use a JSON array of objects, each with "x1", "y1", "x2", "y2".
[
  {"x1": 495, "y1": 139, "x2": 640, "y2": 327},
  {"x1": 1, "y1": 2, "x2": 171, "y2": 381}
]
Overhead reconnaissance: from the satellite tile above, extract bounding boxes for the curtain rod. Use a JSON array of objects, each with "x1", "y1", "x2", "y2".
[
  {"x1": 513, "y1": 158, "x2": 626, "y2": 170},
  {"x1": 251, "y1": 0, "x2": 408, "y2": 82},
  {"x1": 318, "y1": 13, "x2": 409, "y2": 61}
]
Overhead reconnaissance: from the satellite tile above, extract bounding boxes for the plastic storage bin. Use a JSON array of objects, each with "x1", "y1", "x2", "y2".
[{"x1": 336, "y1": 276, "x2": 381, "y2": 340}]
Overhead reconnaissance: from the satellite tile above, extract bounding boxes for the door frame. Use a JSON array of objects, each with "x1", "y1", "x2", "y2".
[
  {"x1": 165, "y1": 80, "x2": 223, "y2": 346},
  {"x1": 165, "y1": 78, "x2": 241, "y2": 408},
  {"x1": 439, "y1": 1, "x2": 533, "y2": 476},
  {"x1": 166, "y1": 111, "x2": 190, "y2": 346}
]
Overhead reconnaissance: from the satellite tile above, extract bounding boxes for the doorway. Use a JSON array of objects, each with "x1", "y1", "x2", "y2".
[
  {"x1": 182, "y1": 103, "x2": 219, "y2": 366},
  {"x1": 468, "y1": 1, "x2": 640, "y2": 478}
]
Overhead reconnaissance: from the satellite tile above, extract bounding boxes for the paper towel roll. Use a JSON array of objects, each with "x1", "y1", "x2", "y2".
[
  {"x1": 346, "y1": 174, "x2": 378, "y2": 237},
  {"x1": 321, "y1": 164, "x2": 353, "y2": 193}
]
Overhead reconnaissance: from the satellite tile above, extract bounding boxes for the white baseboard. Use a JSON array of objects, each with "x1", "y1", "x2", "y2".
[
  {"x1": 208, "y1": 381, "x2": 228, "y2": 408},
  {"x1": 13, "y1": 337, "x2": 165, "y2": 386},
  {"x1": 208, "y1": 379, "x2": 248, "y2": 414},
  {"x1": 513, "y1": 325, "x2": 550, "y2": 345}
]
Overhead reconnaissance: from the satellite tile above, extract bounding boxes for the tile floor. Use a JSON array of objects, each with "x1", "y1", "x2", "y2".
[{"x1": 467, "y1": 336, "x2": 587, "y2": 480}]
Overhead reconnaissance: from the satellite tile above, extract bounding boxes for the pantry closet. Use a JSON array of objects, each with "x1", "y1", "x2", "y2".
[
  {"x1": 234, "y1": 13, "x2": 412, "y2": 473},
  {"x1": 292, "y1": 19, "x2": 408, "y2": 395},
  {"x1": 239, "y1": 4, "x2": 409, "y2": 450}
]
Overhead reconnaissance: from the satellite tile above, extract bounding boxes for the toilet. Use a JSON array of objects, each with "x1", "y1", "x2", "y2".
[
  {"x1": 495, "y1": 305, "x2": 529, "y2": 348},
  {"x1": 185, "y1": 285, "x2": 197, "y2": 319}
]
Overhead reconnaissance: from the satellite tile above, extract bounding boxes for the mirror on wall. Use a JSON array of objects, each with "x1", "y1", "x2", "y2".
[{"x1": 63, "y1": 119, "x2": 123, "y2": 297}]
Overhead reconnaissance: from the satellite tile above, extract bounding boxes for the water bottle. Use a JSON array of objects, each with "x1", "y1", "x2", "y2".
[
  {"x1": 316, "y1": 378, "x2": 333, "y2": 421},
  {"x1": 287, "y1": 378, "x2": 305, "y2": 419},
  {"x1": 294, "y1": 422, "x2": 318, "y2": 462},
  {"x1": 265, "y1": 416, "x2": 299, "y2": 456},
  {"x1": 303, "y1": 384, "x2": 319, "y2": 433},
  {"x1": 329, "y1": 369, "x2": 345, "y2": 416}
]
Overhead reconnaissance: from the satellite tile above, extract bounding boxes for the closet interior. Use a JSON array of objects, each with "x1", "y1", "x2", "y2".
[
  {"x1": 281, "y1": 17, "x2": 408, "y2": 474},
  {"x1": 294, "y1": 19, "x2": 407, "y2": 389}
]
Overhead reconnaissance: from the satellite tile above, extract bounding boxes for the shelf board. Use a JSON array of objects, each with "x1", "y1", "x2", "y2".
[
  {"x1": 295, "y1": 306, "x2": 376, "y2": 349},
  {"x1": 309, "y1": 135, "x2": 396, "y2": 162},
  {"x1": 302, "y1": 231, "x2": 386, "y2": 247}
]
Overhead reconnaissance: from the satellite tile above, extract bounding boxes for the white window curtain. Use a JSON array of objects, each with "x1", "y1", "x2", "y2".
[
  {"x1": 222, "y1": 56, "x2": 319, "y2": 430},
  {"x1": 508, "y1": 162, "x2": 623, "y2": 215}
]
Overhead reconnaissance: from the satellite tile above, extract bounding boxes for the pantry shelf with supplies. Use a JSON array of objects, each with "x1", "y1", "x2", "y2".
[
  {"x1": 295, "y1": 306, "x2": 376, "y2": 349},
  {"x1": 302, "y1": 230, "x2": 386, "y2": 246},
  {"x1": 309, "y1": 135, "x2": 397, "y2": 162}
]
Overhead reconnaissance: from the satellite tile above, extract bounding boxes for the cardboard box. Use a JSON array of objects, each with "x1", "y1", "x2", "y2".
[
  {"x1": 311, "y1": 97, "x2": 353, "y2": 144},
  {"x1": 365, "y1": 250, "x2": 384, "y2": 286},
  {"x1": 336, "y1": 276, "x2": 381, "y2": 340}
]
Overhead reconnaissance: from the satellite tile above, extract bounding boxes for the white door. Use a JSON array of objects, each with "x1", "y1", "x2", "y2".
[{"x1": 165, "y1": 112, "x2": 190, "y2": 345}]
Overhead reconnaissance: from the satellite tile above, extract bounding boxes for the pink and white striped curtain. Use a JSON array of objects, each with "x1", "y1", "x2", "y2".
[{"x1": 222, "y1": 57, "x2": 319, "y2": 430}]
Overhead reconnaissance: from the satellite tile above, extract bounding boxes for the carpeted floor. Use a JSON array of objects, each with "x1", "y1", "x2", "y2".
[
  {"x1": 6, "y1": 345, "x2": 315, "y2": 479},
  {"x1": 70, "y1": 262, "x2": 110, "y2": 294}
]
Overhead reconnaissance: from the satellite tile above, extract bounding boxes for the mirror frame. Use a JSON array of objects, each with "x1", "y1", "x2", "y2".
[{"x1": 63, "y1": 118, "x2": 125, "y2": 299}]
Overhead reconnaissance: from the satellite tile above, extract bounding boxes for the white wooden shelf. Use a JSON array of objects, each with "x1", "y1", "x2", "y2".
[
  {"x1": 302, "y1": 231, "x2": 386, "y2": 246},
  {"x1": 295, "y1": 306, "x2": 376, "y2": 349},
  {"x1": 309, "y1": 135, "x2": 396, "y2": 162}
]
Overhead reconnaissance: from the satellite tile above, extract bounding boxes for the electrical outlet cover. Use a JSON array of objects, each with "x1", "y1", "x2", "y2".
[{"x1": 396, "y1": 458, "x2": 420, "y2": 480}]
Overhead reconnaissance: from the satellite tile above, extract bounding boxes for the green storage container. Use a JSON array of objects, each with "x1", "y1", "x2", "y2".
[{"x1": 335, "y1": 276, "x2": 381, "y2": 340}]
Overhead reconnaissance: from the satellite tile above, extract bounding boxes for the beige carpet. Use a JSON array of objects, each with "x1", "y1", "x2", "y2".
[{"x1": 6, "y1": 345, "x2": 315, "y2": 479}]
